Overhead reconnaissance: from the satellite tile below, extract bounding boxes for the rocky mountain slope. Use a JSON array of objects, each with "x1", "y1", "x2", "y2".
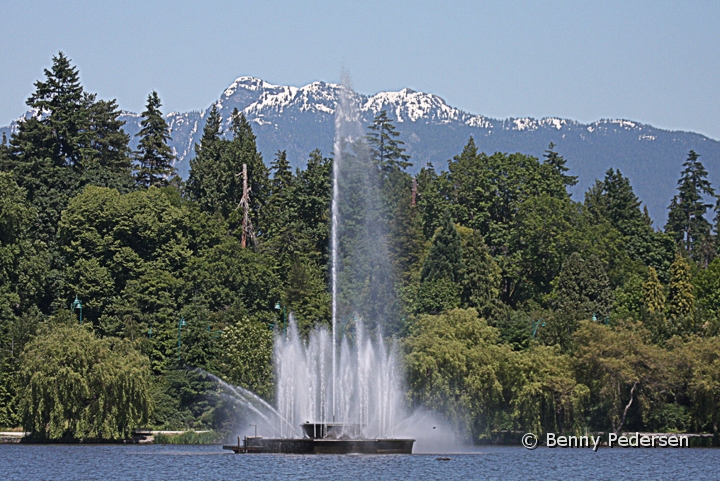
[{"x1": 4, "y1": 76, "x2": 719, "y2": 223}]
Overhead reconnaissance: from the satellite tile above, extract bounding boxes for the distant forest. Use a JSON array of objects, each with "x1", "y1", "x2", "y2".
[{"x1": 1, "y1": 53, "x2": 719, "y2": 444}]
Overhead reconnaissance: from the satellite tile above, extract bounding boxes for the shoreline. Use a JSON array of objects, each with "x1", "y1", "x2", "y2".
[{"x1": 0, "y1": 430, "x2": 215, "y2": 445}]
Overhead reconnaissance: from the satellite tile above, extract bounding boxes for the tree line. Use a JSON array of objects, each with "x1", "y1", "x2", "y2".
[{"x1": 0, "y1": 53, "x2": 719, "y2": 443}]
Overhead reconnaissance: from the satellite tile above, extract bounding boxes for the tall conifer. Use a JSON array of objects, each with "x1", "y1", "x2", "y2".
[
  {"x1": 134, "y1": 91, "x2": 175, "y2": 188},
  {"x1": 553, "y1": 253, "x2": 613, "y2": 320},
  {"x1": 366, "y1": 110, "x2": 412, "y2": 172},
  {"x1": 199, "y1": 104, "x2": 222, "y2": 150},
  {"x1": 269, "y1": 150, "x2": 293, "y2": 196},
  {"x1": 667, "y1": 254, "x2": 695, "y2": 320},
  {"x1": 264, "y1": 150, "x2": 294, "y2": 236},
  {"x1": 9, "y1": 52, "x2": 132, "y2": 242},
  {"x1": 547, "y1": 253, "x2": 613, "y2": 349},
  {"x1": 642, "y1": 267, "x2": 665, "y2": 314},
  {"x1": 585, "y1": 169, "x2": 675, "y2": 278},
  {"x1": 420, "y1": 212, "x2": 464, "y2": 284},
  {"x1": 666, "y1": 151, "x2": 715, "y2": 265},
  {"x1": 461, "y1": 228, "x2": 501, "y2": 308},
  {"x1": 543, "y1": 142, "x2": 577, "y2": 195},
  {"x1": 187, "y1": 105, "x2": 223, "y2": 209},
  {"x1": 642, "y1": 266, "x2": 668, "y2": 341}
]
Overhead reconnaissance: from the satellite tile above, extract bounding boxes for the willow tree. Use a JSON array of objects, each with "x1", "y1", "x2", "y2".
[
  {"x1": 573, "y1": 321, "x2": 667, "y2": 434},
  {"x1": 18, "y1": 323, "x2": 151, "y2": 440},
  {"x1": 404, "y1": 308, "x2": 507, "y2": 439},
  {"x1": 681, "y1": 337, "x2": 720, "y2": 444}
]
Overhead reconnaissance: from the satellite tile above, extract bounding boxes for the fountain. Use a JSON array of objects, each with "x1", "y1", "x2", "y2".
[{"x1": 224, "y1": 76, "x2": 415, "y2": 454}]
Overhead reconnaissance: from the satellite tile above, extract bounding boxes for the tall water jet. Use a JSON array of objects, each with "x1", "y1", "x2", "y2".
[
  {"x1": 224, "y1": 72, "x2": 456, "y2": 454},
  {"x1": 330, "y1": 71, "x2": 365, "y2": 421}
]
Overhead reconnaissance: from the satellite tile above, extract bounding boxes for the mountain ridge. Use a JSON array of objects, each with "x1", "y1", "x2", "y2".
[{"x1": 3, "y1": 76, "x2": 719, "y2": 223}]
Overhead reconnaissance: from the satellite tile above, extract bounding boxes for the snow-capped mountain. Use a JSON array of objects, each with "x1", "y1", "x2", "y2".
[{"x1": 3, "y1": 76, "x2": 719, "y2": 223}]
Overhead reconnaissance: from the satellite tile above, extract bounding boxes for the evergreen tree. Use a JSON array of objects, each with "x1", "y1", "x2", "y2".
[
  {"x1": 460, "y1": 228, "x2": 501, "y2": 308},
  {"x1": 413, "y1": 212, "x2": 464, "y2": 314},
  {"x1": 642, "y1": 266, "x2": 667, "y2": 341},
  {"x1": 366, "y1": 111, "x2": 415, "y2": 269},
  {"x1": 84, "y1": 99, "x2": 132, "y2": 172},
  {"x1": 543, "y1": 143, "x2": 577, "y2": 195},
  {"x1": 188, "y1": 108, "x2": 268, "y2": 237},
  {"x1": 187, "y1": 105, "x2": 224, "y2": 210},
  {"x1": 16, "y1": 52, "x2": 86, "y2": 169},
  {"x1": 81, "y1": 98, "x2": 134, "y2": 191},
  {"x1": 264, "y1": 150, "x2": 295, "y2": 241},
  {"x1": 363, "y1": 110, "x2": 418, "y2": 288},
  {"x1": 585, "y1": 169, "x2": 644, "y2": 231},
  {"x1": 420, "y1": 211, "x2": 464, "y2": 284},
  {"x1": 269, "y1": 150, "x2": 293, "y2": 196},
  {"x1": 0, "y1": 133, "x2": 10, "y2": 172},
  {"x1": 585, "y1": 169, "x2": 675, "y2": 279},
  {"x1": 366, "y1": 110, "x2": 412, "y2": 172},
  {"x1": 667, "y1": 254, "x2": 695, "y2": 322},
  {"x1": 547, "y1": 253, "x2": 614, "y2": 348},
  {"x1": 292, "y1": 149, "x2": 332, "y2": 259},
  {"x1": 642, "y1": 267, "x2": 665, "y2": 314},
  {"x1": 134, "y1": 91, "x2": 175, "y2": 188},
  {"x1": 11, "y1": 53, "x2": 131, "y2": 179},
  {"x1": 388, "y1": 180, "x2": 426, "y2": 284},
  {"x1": 553, "y1": 253, "x2": 613, "y2": 320},
  {"x1": 8, "y1": 52, "x2": 133, "y2": 244},
  {"x1": 695, "y1": 257, "x2": 720, "y2": 324},
  {"x1": 416, "y1": 162, "x2": 452, "y2": 239},
  {"x1": 665, "y1": 151, "x2": 715, "y2": 265},
  {"x1": 446, "y1": 137, "x2": 489, "y2": 232},
  {"x1": 200, "y1": 104, "x2": 222, "y2": 149}
]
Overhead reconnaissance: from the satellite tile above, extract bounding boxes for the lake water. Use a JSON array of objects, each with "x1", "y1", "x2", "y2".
[{"x1": 2, "y1": 444, "x2": 719, "y2": 480}]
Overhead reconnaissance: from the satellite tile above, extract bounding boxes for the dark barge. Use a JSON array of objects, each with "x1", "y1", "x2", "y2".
[{"x1": 223, "y1": 423, "x2": 414, "y2": 454}]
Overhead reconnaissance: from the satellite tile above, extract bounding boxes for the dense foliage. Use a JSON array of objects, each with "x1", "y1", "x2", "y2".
[
  {"x1": 2, "y1": 54, "x2": 720, "y2": 444},
  {"x1": 18, "y1": 321, "x2": 151, "y2": 440}
]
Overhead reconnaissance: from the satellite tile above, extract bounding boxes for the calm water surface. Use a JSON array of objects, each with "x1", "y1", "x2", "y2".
[{"x1": 2, "y1": 444, "x2": 719, "y2": 480}]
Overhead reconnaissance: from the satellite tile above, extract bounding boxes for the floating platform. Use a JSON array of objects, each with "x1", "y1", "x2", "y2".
[{"x1": 223, "y1": 436, "x2": 414, "y2": 454}]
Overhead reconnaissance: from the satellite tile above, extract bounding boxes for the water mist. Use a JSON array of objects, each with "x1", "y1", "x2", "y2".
[{"x1": 220, "y1": 73, "x2": 462, "y2": 453}]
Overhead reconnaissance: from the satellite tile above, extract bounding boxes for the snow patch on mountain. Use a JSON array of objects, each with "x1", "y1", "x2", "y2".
[
  {"x1": 363, "y1": 88, "x2": 463, "y2": 124},
  {"x1": 541, "y1": 118, "x2": 567, "y2": 130},
  {"x1": 465, "y1": 116, "x2": 492, "y2": 129},
  {"x1": 223, "y1": 76, "x2": 278, "y2": 97},
  {"x1": 512, "y1": 118, "x2": 537, "y2": 131}
]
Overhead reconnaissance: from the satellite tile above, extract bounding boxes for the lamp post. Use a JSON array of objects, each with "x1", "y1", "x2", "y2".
[
  {"x1": 71, "y1": 295, "x2": 83, "y2": 324},
  {"x1": 177, "y1": 317, "x2": 186, "y2": 360},
  {"x1": 274, "y1": 302, "x2": 286, "y2": 339},
  {"x1": 207, "y1": 324, "x2": 223, "y2": 338},
  {"x1": 531, "y1": 319, "x2": 545, "y2": 339}
]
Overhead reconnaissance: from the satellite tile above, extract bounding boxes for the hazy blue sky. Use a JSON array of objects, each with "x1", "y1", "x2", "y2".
[{"x1": 2, "y1": 1, "x2": 718, "y2": 139}]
